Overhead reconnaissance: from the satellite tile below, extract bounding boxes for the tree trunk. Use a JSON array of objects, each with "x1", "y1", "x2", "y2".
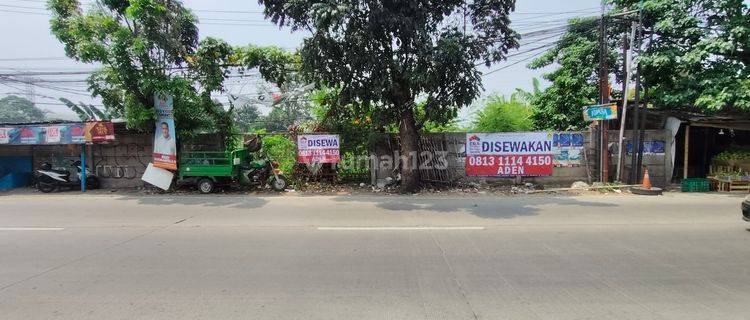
[{"x1": 398, "y1": 107, "x2": 420, "y2": 193}]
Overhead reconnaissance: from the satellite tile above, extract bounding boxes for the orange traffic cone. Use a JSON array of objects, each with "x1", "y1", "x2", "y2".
[{"x1": 642, "y1": 167, "x2": 652, "y2": 189}]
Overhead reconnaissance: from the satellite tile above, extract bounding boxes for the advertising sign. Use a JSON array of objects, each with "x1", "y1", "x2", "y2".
[
  {"x1": 0, "y1": 122, "x2": 113, "y2": 145},
  {"x1": 19, "y1": 126, "x2": 41, "y2": 144},
  {"x1": 627, "y1": 140, "x2": 666, "y2": 155},
  {"x1": 553, "y1": 132, "x2": 585, "y2": 167},
  {"x1": 86, "y1": 121, "x2": 116, "y2": 142},
  {"x1": 465, "y1": 132, "x2": 554, "y2": 177},
  {"x1": 152, "y1": 93, "x2": 177, "y2": 170},
  {"x1": 44, "y1": 126, "x2": 61, "y2": 144},
  {"x1": 142, "y1": 163, "x2": 174, "y2": 191},
  {"x1": 297, "y1": 134, "x2": 341, "y2": 164},
  {"x1": 0, "y1": 127, "x2": 10, "y2": 144},
  {"x1": 583, "y1": 103, "x2": 618, "y2": 121},
  {"x1": 69, "y1": 123, "x2": 86, "y2": 144}
]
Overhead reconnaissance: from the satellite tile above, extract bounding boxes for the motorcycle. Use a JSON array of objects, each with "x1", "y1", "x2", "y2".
[
  {"x1": 239, "y1": 137, "x2": 287, "y2": 192},
  {"x1": 35, "y1": 160, "x2": 99, "y2": 193}
]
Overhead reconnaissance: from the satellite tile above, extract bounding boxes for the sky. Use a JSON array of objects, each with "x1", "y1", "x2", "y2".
[{"x1": 0, "y1": 0, "x2": 601, "y2": 120}]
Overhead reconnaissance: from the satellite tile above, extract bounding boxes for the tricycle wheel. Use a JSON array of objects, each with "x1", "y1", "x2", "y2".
[
  {"x1": 198, "y1": 178, "x2": 215, "y2": 194},
  {"x1": 270, "y1": 175, "x2": 287, "y2": 192}
]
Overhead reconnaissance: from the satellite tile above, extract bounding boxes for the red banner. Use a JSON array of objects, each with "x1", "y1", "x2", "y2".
[
  {"x1": 85, "y1": 121, "x2": 115, "y2": 142},
  {"x1": 297, "y1": 149, "x2": 340, "y2": 163},
  {"x1": 465, "y1": 155, "x2": 553, "y2": 176}
]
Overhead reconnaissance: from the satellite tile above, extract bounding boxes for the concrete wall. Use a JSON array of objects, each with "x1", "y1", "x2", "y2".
[
  {"x1": 370, "y1": 131, "x2": 597, "y2": 187},
  {"x1": 608, "y1": 130, "x2": 671, "y2": 186},
  {"x1": 89, "y1": 134, "x2": 152, "y2": 189},
  {"x1": 0, "y1": 133, "x2": 152, "y2": 189},
  {"x1": 370, "y1": 130, "x2": 669, "y2": 187}
]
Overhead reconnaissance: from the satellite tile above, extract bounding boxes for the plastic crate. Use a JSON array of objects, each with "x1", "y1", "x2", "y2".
[{"x1": 681, "y1": 178, "x2": 710, "y2": 192}]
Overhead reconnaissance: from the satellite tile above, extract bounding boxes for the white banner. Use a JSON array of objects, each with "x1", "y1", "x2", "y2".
[{"x1": 44, "y1": 126, "x2": 61, "y2": 144}]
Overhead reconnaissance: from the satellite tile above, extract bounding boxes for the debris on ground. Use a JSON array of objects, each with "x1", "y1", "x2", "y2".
[{"x1": 570, "y1": 181, "x2": 590, "y2": 189}]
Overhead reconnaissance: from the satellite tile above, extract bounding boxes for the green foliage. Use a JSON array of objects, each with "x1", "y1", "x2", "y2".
[
  {"x1": 473, "y1": 91, "x2": 534, "y2": 132},
  {"x1": 235, "y1": 45, "x2": 300, "y2": 87},
  {"x1": 59, "y1": 98, "x2": 116, "y2": 121},
  {"x1": 714, "y1": 148, "x2": 750, "y2": 163},
  {"x1": 531, "y1": 0, "x2": 750, "y2": 130},
  {"x1": 260, "y1": 0, "x2": 519, "y2": 190},
  {"x1": 261, "y1": 134, "x2": 296, "y2": 176},
  {"x1": 529, "y1": 17, "x2": 605, "y2": 130},
  {"x1": 306, "y1": 86, "x2": 378, "y2": 154},
  {"x1": 234, "y1": 103, "x2": 262, "y2": 132},
  {"x1": 48, "y1": 0, "x2": 297, "y2": 139},
  {"x1": 262, "y1": 0, "x2": 519, "y2": 124},
  {"x1": 628, "y1": 0, "x2": 750, "y2": 111},
  {"x1": 0, "y1": 96, "x2": 47, "y2": 124}
]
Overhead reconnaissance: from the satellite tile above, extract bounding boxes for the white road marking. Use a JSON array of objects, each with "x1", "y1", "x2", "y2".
[
  {"x1": 0, "y1": 227, "x2": 64, "y2": 231},
  {"x1": 317, "y1": 226, "x2": 485, "y2": 231}
]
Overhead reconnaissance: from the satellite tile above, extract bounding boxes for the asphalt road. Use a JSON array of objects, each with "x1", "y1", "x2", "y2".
[{"x1": 0, "y1": 192, "x2": 748, "y2": 319}]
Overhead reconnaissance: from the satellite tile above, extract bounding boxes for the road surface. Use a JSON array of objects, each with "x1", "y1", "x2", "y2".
[{"x1": 0, "y1": 192, "x2": 748, "y2": 319}]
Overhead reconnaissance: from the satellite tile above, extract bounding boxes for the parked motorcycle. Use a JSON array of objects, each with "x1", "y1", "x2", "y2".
[
  {"x1": 35, "y1": 160, "x2": 99, "y2": 193},
  {"x1": 239, "y1": 157, "x2": 288, "y2": 192},
  {"x1": 239, "y1": 136, "x2": 287, "y2": 192}
]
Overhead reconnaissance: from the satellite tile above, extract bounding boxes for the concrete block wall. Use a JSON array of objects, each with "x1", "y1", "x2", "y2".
[
  {"x1": 371, "y1": 131, "x2": 599, "y2": 187},
  {"x1": 90, "y1": 134, "x2": 152, "y2": 189},
  {"x1": 0, "y1": 134, "x2": 153, "y2": 189},
  {"x1": 608, "y1": 130, "x2": 670, "y2": 186}
]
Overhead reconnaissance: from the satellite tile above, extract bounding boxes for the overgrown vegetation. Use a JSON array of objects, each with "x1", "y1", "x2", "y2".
[
  {"x1": 472, "y1": 80, "x2": 538, "y2": 132},
  {"x1": 258, "y1": 0, "x2": 519, "y2": 191},
  {"x1": 260, "y1": 134, "x2": 297, "y2": 177}
]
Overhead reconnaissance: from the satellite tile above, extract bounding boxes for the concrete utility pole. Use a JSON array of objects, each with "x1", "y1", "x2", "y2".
[
  {"x1": 629, "y1": 10, "x2": 646, "y2": 184},
  {"x1": 598, "y1": 1, "x2": 610, "y2": 183},
  {"x1": 615, "y1": 22, "x2": 638, "y2": 182}
]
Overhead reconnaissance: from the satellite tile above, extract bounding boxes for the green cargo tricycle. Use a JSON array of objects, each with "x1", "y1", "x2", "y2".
[{"x1": 178, "y1": 138, "x2": 288, "y2": 194}]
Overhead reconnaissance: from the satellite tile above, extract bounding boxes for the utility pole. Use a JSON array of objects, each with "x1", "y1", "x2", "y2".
[
  {"x1": 598, "y1": 1, "x2": 610, "y2": 183},
  {"x1": 628, "y1": 11, "x2": 645, "y2": 184},
  {"x1": 615, "y1": 21, "x2": 637, "y2": 182}
]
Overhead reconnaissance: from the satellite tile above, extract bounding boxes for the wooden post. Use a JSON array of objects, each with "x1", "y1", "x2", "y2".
[{"x1": 683, "y1": 125, "x2": 690, "y2": 179}]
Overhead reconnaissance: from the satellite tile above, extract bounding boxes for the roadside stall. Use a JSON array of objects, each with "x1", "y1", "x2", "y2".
[
  {"x1": 0, "y1": 121, "x2": 115, "y2": 192},
  {"x1": 669, "y1": 112, "x2": 750, "y2": 192}
]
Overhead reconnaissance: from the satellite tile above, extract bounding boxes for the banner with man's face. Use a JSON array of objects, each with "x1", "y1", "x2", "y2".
[{"x1": 153, "y1": 93, "x2": 177, "y2": 170}]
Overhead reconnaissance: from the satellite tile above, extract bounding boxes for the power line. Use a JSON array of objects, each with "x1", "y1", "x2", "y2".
[{"x1": 481, "y1": 50, "x2": 548, "y2": 77}]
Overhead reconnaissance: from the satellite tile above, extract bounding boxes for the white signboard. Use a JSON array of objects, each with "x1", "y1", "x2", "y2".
[
  {"x1": 141, "y1": 163, "x2": 174, "y2": 190},
  {"x1": 297, "y1": 134, "x2": 341, "y2": 164},
  {"x1": 44, "y1": 126, "x2": 61, "y2": 144}
]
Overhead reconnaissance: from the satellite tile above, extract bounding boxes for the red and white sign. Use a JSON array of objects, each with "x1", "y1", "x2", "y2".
[
  {"x1": 465, "y1": 132, "x2": 554, "y2": 177},
  {"x1": 0, "y1": 128, "x2": 9, "y2": 144},
  {"x1": 44, "y1": 126, "x2": 61, "y2": 144},
  {"x1": 297, "y1": 134, "x2": 340, "y2": 164}
]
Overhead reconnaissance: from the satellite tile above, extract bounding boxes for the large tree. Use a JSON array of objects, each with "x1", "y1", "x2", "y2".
[
  {"x1": 0, "y1": 96, "x2": 46, "y2": 124},
  {"x1": 258, "y1": 0, "x2": 519, "y2": 191},
  {"x1": 531, "y1": 0, "x2": 749, "y2": 130},
  {"x1": 529, "y1": 17, "x2": 613, "y2": 130},
  {"x1": 48, "y1": 0, "x2": 296, "y2": 139}
]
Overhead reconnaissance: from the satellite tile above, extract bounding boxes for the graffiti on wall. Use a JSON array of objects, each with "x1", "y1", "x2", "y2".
[{"x1": 93, "y1": 143, "x2": 150, "y2": 180}]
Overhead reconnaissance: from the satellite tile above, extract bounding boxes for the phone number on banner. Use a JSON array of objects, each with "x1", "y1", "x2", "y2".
[{"x1": 466, "y1": 155, "x2": 553, "y2": 176}]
